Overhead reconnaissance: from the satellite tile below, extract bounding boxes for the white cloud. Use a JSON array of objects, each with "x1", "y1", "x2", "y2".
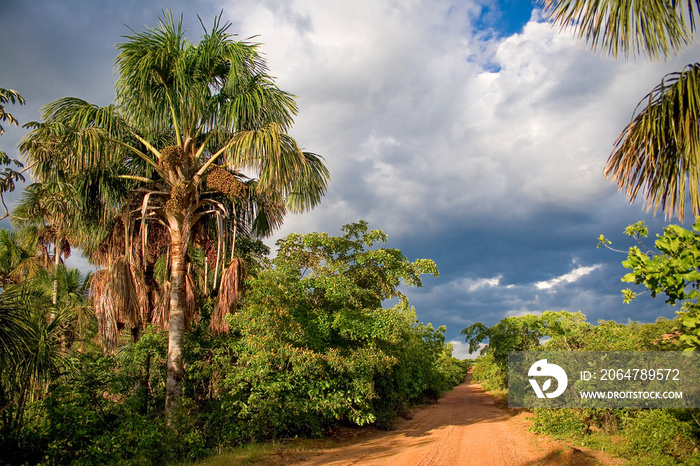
[
  {"x1": 220, "y1": 0, "x2": 700, "y2": 247},
  {"x1": 449, "y1": 340, "x2": 485, "y2": 360},
  {"x1": 535, "y1": 264, "x2": 601, "y2": 290}
]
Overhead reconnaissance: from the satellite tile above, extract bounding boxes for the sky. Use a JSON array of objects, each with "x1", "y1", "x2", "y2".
[{"x1": 2, "y1": 0, "x2": 699, "y2": 358}]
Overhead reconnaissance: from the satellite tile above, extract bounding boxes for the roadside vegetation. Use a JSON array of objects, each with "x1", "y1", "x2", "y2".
[
  {"x1": 0, "y1": 221, "x2": 467, "y2": 465},
  {"x1": 466, "y1": 221, "x2": 700, "y2": 465}
]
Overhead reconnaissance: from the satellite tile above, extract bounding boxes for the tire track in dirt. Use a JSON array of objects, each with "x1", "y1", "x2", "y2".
[{"x1": 289, "y1": 379, "x2": 621, "y2": 466}]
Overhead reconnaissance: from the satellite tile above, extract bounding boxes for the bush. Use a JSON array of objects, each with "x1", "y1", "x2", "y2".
[
  {"x1": 530, "y1": 409, "x2": 587, "y2": 437},
  {"x1": 622, "y1": 410, "x2": 696, "y2": 462},
  {"x1": 471, "y1": 353, "x2": 507, "y2": 391}
]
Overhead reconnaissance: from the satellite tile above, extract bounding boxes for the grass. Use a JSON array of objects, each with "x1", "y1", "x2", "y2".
[
  {"x1": 190, "y1": 425, "x2": 381, "y2": 466},
  {"x1": 191, "y1": 439, "x2": 311, "y2": 465}
]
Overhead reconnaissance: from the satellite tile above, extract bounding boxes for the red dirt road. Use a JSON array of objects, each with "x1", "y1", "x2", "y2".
[{"x1": 289, "y1": 380, "x2": 619, "y2": 466}]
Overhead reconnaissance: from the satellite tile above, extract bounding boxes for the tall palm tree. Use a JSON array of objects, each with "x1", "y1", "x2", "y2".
[
  {"x1": 12, "y1": 182, "x2": 78, "y2": 304},
  {"x1": 542, "y1": 0, "x2": 700, "y2": 219},
  {"x1": 20, "y1": 12, "x2": 329, "y2": 418}
]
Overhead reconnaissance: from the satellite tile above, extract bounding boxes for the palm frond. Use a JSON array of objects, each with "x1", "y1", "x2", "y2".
[
  {"x1": 541, "y1": 0, "x2": 699, "y2": 59},
  {"x1": 0, "y1": 287, "x2": 34, "y2": 366},
  {"x1": 90, "y1": 257, "x2": 143, "y2": 352},
  {"x1": 0, "y1": 88, "x2": 26, "y2": 135},
  {"x1": 210, "y1": 257, "x2": 245, "y2": 333},
  {"x1": 605, "y1": 63, "x2": 700, "y2": 219},
  {"x1": 286, "y1": 151, "x2": 331, "y2": 213}
]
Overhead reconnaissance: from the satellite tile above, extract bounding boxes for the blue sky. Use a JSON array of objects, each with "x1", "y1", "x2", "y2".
[{"x1": 2, "y1": 0, "x2": 699, "y2": 357}]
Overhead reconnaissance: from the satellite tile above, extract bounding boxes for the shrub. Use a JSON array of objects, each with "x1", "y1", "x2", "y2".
[
  {"x1": 471, "y1": 353, "x2": 507, "y2": 391},
  {"x1": 530, "y1": 409, "x2": 587, "y2": 437},
  {"x1": 622, "y1": 410, "x2": 695, "y2": 461}
]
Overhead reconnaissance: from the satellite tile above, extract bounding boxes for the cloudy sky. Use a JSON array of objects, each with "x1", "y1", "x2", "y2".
[{"x1": 2, "y1": 0, "x2": 699, "y2": 357}]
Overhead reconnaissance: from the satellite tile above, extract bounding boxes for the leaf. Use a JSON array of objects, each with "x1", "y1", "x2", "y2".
[{"x1": 682, "y1": 316, "x2": 700, "y2": 329}]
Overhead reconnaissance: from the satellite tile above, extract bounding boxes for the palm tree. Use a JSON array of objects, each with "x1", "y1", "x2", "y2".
[
  {"x1": 0, "y1": 286, "x2": 63, "y2": 436},
  {"x1": 20, "y1": 12, "x2": 329, "y2": 418},
  {"x1": 0, "y1": 229, "x2": 41, "y2": 288},
  {"x1": 0, "y1": 89, "x2": 26, "y2": 219},
  {"x1": 542, "y1": 0, "x2": 700, "y2": 219},
  {"x1": 12, "y1": 182, "x2": 79, "y2": 305}
]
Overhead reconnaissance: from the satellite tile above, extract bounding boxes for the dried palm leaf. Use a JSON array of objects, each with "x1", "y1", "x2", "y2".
[
  {"x1": 153, "y1": 272, "x2": 197, "y2": 330},
  {"x1": 128, "y1": 254, "x2": 150, "y2": 325},
  {"x1": 90, "y1": 269, "x2": 118, "y2": 353},
  {"x1": 209, "y1": 258, "x2": 245, "y2": 334},
  {"x1": 153, "y1": 279, "x2": 171, "y2": 329},
  {"x1": 110, "y1": 256, "x2": 141, "y2": 328}
]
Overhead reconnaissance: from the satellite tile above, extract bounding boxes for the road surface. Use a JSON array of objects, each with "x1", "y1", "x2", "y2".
[{"x1": 289, "y1": 379, "x2": 619, "y2": 466}]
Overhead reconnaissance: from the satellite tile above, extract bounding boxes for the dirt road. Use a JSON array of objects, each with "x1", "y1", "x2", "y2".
[{"x1": 289, "y1": 380, "x2": 619, "y2": 466}]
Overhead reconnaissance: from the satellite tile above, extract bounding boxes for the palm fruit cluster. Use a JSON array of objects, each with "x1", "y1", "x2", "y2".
[
  {"x1": 165, "y1": 182, "x2": 192, "y2": 216},
  {"x1": 206, "y1": 166, "x2": 245, "y2": 198},
  {"x1": 160, "y1": 145, "x2": 185, "y2": 172}
]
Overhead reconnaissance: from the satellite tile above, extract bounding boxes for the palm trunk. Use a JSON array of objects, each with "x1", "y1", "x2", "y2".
[
  {"x1": 204, "y1": 256, "x2": 208, "y2": 295},
  {"x1": 165, "y1": 219, "x2": 189, "y2": 422},
  {"x1": 52, "y1": 240, "x2": 60, "y2": 306}
]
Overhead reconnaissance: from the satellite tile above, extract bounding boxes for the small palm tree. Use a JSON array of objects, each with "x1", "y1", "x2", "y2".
[
  {"x1": 0, "y1": 286, "x2": 63, "y2": 436},
  {"x1": 0, "y1": 89, "x2": 26, "y2": 219},
  {"x1": 20, "y1": 11, "x2": 329, "y2": 418},
  {"x1": 542, "y1": 0, "x2": 700, "y2": 219},
  {"x1": 12, "y1": 182, "x2": 79, "y2": 305},
  {"x1": 0, "y1": 229, "x2": 41, "y2": 287}
]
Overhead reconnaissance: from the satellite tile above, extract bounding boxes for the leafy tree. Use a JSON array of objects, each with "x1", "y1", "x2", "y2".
[
  {"x1": 600, "y1": 219, "x2": 700, "y2": 350},
  {"x1": 543, "y1": 0, "x2": 700, "y2": 219},
  {"x1": 19, "y1": 12, "x2": 329, "y2": 418},
  {"x1": 462, "y1": 313, "x2": 544, "y2": 372},
  {"x1": 219, "y1": 221, "x2": 443, "y2": 434},
  {"x1": 12, "y1": 182, "x2": 79, "y2": 305},
  {"x1": 465, "y1": 310, "x2": 684, "y2": 392},
  {"x1": 538, "y1": 310, "x2": 592, "y2": 351}
]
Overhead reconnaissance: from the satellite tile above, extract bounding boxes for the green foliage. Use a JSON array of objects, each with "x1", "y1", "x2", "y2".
[
  {"x1": 465, "y1": 311, "x2": 684, "y2": 400},
  {"x1": 530, "y1": 408, "x2": 587, "y2": 437},
  {"x1": 622, "y1": 410, "x2": 697, "y2": 463},
  {"x1": 462, "y1": 311, "x2": 603, "y2": 387},
  {"x1": 213, "y1": 222, "x2": 455, "y2": 437},
  {"x1": 462, "y1": 313, "x2": 544, "y2": 371},
  {"x1": 0, "y1": 89, "x2": 26, "y2": 217},
  {"x1": 605, "y1": 219, "x2": 700, "y2": 350},
  {"x1": 621, "y1": 221, "x2": 700, "y2": 305},
  {"x1": 0, "y1": 222, "x2": 465, "y2": 463},
  {"x1": 0, "y1": 286, "x2": 64, "y2": 447},
  {"x1": 471, "y1": 353, "x2": 508, "y2": 390}
]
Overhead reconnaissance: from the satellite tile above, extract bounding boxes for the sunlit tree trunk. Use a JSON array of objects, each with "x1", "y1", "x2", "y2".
[
  {"x1": 164, "y1": 216, "x2": 190, "y2": 420},
  {"x1": 52, "y1": 239, "x2": 60, "y2": 306}
]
